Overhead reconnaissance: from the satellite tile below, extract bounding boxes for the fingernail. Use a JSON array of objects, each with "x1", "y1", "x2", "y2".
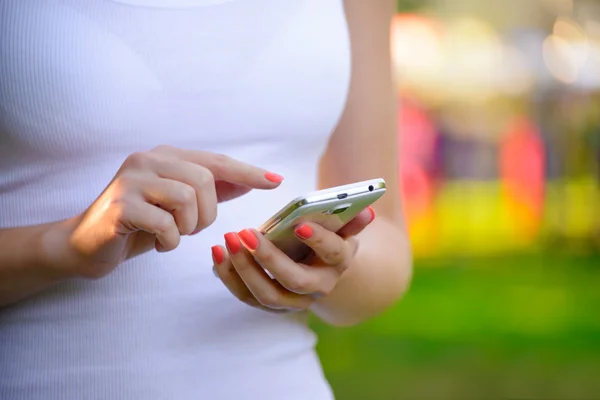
[
  {"x1": 238, "y1": 229, "x2": 259, "y2": 250},
  {"x1": 224, "y1": 232, "x2": 241, "y2": 254},
  {"x1": 211, "y1": 245, "x2": 224, "y2": 264},
  {"x1": 264, "y1": 172, "x2": 284, "y2": 183},
  {"x1": 294, "y1": 224, "x2": 313, "y2": 240},
  {"x1": 190, "y1": 229, "x2": 201, "y2": 236},
  {"x1": 367, "y1": 206, "x2": 376, "y2": 223}
]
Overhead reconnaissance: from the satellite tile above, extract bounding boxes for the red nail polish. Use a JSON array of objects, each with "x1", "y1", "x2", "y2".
[
  {"x1": 211, "y1": 245, "x2": 224, "y2": 264},
  {"x1": 294, "y1": 224, "x2": 313, "y2": 240},
  {"x1": 238, "y1": 229, "x2": 259, "y2": 250},
  {"x1": 224, "y1": 232, "x2": 241, "y2": 254},
  {"x1": 190, "y1": 229, "x2": 201, "y2": 236},
  {"x1": 367, "y1": 206, "x2": 376, "y2": 223},
  {"x1": 264, "y1": 172, "x2": 284, "y2": 183}
]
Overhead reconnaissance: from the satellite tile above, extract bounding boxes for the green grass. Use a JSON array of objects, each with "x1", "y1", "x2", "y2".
[{"x1": 313, "y1": 253, "x2": 600, "y2": 399}]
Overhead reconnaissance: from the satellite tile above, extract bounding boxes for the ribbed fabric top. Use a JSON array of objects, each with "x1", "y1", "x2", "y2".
[{"x1": 0, "y1": 1, "x2": 351, "y2": 398}]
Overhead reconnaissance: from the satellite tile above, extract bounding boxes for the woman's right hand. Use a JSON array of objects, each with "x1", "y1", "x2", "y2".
[{"x1": 55, "y1": 145, "x2": 283, "y2": 280}]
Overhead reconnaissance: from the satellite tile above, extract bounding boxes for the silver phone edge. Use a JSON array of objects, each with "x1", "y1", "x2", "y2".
[{"x1": 258, "y1": 178, "x2": 387, "y2": 234}]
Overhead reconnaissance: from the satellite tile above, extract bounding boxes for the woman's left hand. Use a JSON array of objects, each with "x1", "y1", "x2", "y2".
[{"x1": 211, "y1": 206, "x2": 375, "y2": 312}]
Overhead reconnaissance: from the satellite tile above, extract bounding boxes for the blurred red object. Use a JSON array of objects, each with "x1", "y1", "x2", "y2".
[
  {"x1": 499, "y1": 116, "x2": 545, "y2": 238},
  {"x1": 398, "y1": 98, "x2": 438, "y2": 224}
]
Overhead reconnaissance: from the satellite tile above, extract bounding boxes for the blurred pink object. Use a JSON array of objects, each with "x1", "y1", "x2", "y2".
[
  {"x1": 398, "y1": 98, "x2": 438, "y2": 222},
  {"x1": 500, "y1": 116, "x2": 545, "y2": 237}
]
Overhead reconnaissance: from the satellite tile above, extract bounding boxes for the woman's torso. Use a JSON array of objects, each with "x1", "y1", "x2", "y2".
[{"x1": 0, "y1": 1, "x2": 350, "y2": 398}]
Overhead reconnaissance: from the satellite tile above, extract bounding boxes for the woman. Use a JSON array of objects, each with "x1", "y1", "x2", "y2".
[{"x1": 0, "y1": 0, "x2": 412, "y2": 398}]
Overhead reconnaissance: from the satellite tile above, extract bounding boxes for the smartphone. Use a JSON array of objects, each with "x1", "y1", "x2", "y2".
[{"x1": 258, "y1": 178, "x2": 387, "y2": 262}]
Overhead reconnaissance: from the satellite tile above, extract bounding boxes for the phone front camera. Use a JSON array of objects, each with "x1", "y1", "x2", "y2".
[{"x1": 368, "y1": 185, "x2": 374, "y2": 192}]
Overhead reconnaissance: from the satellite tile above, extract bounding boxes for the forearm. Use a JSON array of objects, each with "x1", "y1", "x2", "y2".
[
  {"x1": 0, "y1": 220, "x2": 74, "y2": 307},
  {"x1": 310, "y1": 218, "x2": 412, "y2": 326}
]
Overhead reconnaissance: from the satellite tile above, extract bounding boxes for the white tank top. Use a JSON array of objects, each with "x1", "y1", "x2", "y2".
[{"x1": 0, "y1": 1, "x2": 351, "y2": 398}]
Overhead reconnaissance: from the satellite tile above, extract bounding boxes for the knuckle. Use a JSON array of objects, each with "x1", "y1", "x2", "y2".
[
  {"x1": 312, "y1": 235, "x2": 325, "y2": 247},
  {"x1": 154, "y1": 213, "x2": 176, "y2": 234},
  {"x1": 257, "y1": 249, "x2": 274, "y2": 265},
  {"x1": 225, "y1": 264, "x2": 239, "y2": 276},
  {"x1": 161, "y1": 239, "x2": 180, "y2": 252},
  {"x1": 218, "y1": 264, "x2": 235, "y2": 278},
  {"x1": 178, "y1": 222, "x2": 196, "y2": 237},
  {"x1": 197, "y1": 167, "x2": 215, "y2": 187},
  {"x1": 319, "y1": 280, "x2": 337, "y2": 296},
  {"x1": 177, "y1": 185, "x2": 196, "y2": 206},
  {"x1": 324, "y1": 246, "x2": 344, "y2": 264},
  {"x1": 286, "y1": 273, "x2": 315, "y2": 294},
  {"x1": 150, "y1": 144, "x2": 174, "y2": 154},
  {"x1": 211, "y1": 153, "x2": 231, "y2": 173},
  {"x1": 257, "y1": 291, "x2": 282, "y2": 309},
  {"x1": 123, "y1": 151, "x2": 150, "y2": 169}
]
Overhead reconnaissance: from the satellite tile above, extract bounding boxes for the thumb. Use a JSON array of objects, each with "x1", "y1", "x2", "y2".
[
  {"x1": 337, "y1": 206, "x2": 376, "y2": 238},
  {"x1": 215, "y1": 181, "x2": 252, "y2": 202}
]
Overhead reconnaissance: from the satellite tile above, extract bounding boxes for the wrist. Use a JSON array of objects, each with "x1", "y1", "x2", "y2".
[{"x1": 37, "y1": 218, "x2": 81, "y2": 281}]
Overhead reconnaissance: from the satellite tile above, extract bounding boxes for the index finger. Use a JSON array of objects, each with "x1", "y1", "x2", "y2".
[{"x1": 153, "y1": 146, "x2": 284, "y2": 189}]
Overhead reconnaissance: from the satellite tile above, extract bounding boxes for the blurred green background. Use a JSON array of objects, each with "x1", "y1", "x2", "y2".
[
  {"x1": 313, "y1": 0, "x2": 600, "y2": 398},
  {"x1": 314, "y1": 253, "x2": 600, "y2": 398}
]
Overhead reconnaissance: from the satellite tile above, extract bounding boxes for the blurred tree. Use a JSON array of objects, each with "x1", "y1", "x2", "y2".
[{"x1": 397, "y1": 0, "x2": 427, "y2": 12}]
